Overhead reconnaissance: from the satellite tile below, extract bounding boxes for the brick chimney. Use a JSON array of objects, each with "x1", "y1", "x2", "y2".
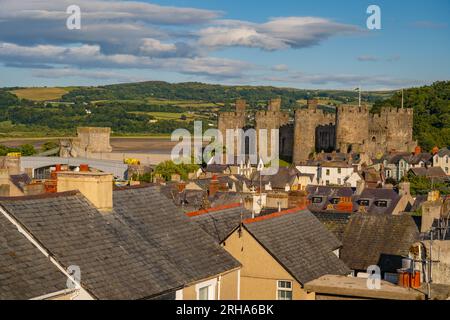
[
  {"x1": 209, "y1": 175, "x2": 220, "y2": 197},
  {"x1": 414, "y1": 146, "x2": 422, "y2": 156},
  {"x1": 57, "y1": 171, "x2": 113, "y2": 212},
  {"x1": 177, "y1": 181, "x2": 186, "y2": 192}
]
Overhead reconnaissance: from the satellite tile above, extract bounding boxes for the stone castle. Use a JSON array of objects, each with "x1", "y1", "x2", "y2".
[{"x1": 218, "y1": 98, "x2": 417, "y2": 164}]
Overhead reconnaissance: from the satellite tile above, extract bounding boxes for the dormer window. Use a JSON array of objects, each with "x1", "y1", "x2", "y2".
[
  {"x1": 312, "y1": 197, "x2": 323, "y2": 204},
  {"x1": 358, "y1": 199, "x2": 370, "y2": 206},
  {"x1": 375, "y1": 200, "x2": 388, "y2": 207}
]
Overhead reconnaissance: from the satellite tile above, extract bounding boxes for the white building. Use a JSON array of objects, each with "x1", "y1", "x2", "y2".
[
  {"x1": 296, "y1": 162, "x2": 362, "y2": 188},
  {"x1": 433, "y1": 148, "x2": 450, "y2": 175}
]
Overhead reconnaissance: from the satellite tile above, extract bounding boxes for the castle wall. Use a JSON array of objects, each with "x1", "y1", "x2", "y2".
[
  {"x1": 382, "y1": 107, "x2": 415, "y2": 152},
  {"x1": 255, "y1": 99, "x2": 289, "y2": 157},
  {"x1": 76, "y1": 127, "x2": 112, "y2": 154},
  {"x1": 293, "y1": 103, "x2": 335, "y2": 163},
  {"x1": 218, "y1": 100, "x2": 247, "y2": 153},
  {"x1": 335, "y1": 105, "x2": 369, "y2": 154},
  {"x1": 218, "y1": 99, "x2": 415, "y2": 164}
]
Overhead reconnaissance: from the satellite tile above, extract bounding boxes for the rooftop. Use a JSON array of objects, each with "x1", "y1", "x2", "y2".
[
  {"x1": 242, "y1": 208, "x2": 351, "y2": 285},
  {"x1": 188, "y1": 203, "x2": 253, "y2": 243},
  {"x1": 0, "y1": 208, "x2": 68, "y2": 299},
  {"x1": 341, "y1": 213, "x2": 420, "y2": 273},
  {"x1": 305, "y1": 275, "x2": 425, "y2": 300},
  {"x1": 0, "y1": 186, "x2": 241, "y2": 300}
]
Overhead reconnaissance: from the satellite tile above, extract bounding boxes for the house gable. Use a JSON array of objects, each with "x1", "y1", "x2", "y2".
[{"x1": 222, "y1": 227, "x2": 313, "y2": 300}]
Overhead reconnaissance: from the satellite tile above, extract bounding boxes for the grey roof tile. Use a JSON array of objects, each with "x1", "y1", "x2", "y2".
[
  {"x1": 340, "y1": 213, "x2": 420, "y2": 273},
  {"x1": 0, "y1": 211, "x2": 67, "y2": 299},
  {"x1": 243, "y1": 209, "x2": 350, "y2": 284},
  {"x1": 0, "y1": 186, "x2": 240, "y2": 300}
]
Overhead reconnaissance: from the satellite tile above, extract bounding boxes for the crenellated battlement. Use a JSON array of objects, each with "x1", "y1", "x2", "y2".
[
  {"x1": 218, "y1": 96, "x2": 415, "y2": 163},
  {"x1": 380, "y1": 107, "x2": 414, "y2": 115},
  {"x1": 295, "y1": 106, "x2": 335, "y2": 119},
  {"x1": 336, "y1": 104, "x2": 369, "y2": 114}
]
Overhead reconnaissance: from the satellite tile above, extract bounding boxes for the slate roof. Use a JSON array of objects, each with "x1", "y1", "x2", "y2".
[
  {"x1": 9, "y1": 173, "x2": 32, "y2": 192},
  {"x1": 436, "y1": 148, "x2": 450, "y2": 157},
  {"x1": 313, "y1": 212, "x2": 352, "y2": 241},
  {"x1": 353, "y1": 188, "x2": 401, "y2": 215},
  {"x1": 250, "y1": 167, "x2": 301, "y2": 189},
  {"x1": 409, "y1": 167, "x2": 448, "y2": 179},
  {"x1": 383, "y1": 152, "x2": 433, "y2": 166},
  {"x1": 307, "y1": 185, "x2": 354, "y2": 212},
  {"x1": 340, "y1": 213, "x2": 420, "y2": 273},
  {"x1": 160, "y1": 183, "x2": 207, "y2": 212},
  {"x1": 209, "y1": 192, "x2": 243, "y2": 208},
  {"x1": 242, "y1": 209, "x2": 351, "y2": 285},
  {"x1": 188, "y1": 204, "x2": 253, "y2": 243},
  {"x1": 204, "y1": 164, "x2": 231, "y2": 174},
  {"x1": 0, "y1": 186, "x2": 240, "y2": 300},
  {"x1": 0, "y1": 212, "x2": 68, "y2": 299}
]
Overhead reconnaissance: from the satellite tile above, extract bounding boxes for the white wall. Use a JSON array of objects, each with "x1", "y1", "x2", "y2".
[
  {"x1": 296, "y1": 165, "x2": 358, "y2": 187},
  {"x1": 434, "y1": 154, "x2": 450, "y2": 175}
]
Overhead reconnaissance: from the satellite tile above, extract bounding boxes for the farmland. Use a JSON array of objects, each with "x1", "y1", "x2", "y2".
[{"x1": 10, "y1": 87, "x2": 70, "y2": 101}]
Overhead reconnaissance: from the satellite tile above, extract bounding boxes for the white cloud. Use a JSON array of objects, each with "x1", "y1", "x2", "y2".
[
  {"x1": 140, "y1": 39, "x2": 176, "y2": 55},
  {"x1": 0, "y1": 42, "x2": 252, "y2": 79},
  {"x1": 0, "y1": 0, "x2": 221, "y2": 25},
  {"x1": 198, "y1": 17, "x2": 361, "y2": 51}
]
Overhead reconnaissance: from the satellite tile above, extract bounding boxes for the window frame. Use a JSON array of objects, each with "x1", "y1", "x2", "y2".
[
  {"x1": 195, "y1": 278, "x2": 217, "y2": 300},
  {"x1": 276, "y1": 280, "x2": 293, "y2": 300}
]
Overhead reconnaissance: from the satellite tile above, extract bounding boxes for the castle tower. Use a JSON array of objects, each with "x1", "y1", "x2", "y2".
[
  {"x1": 381, "y1": 107, "x2": 415, "y2": 152},
  {"x1": 218, "y1": 99, "x2": 247, "y2": 154},
  {"x1": 293, "y1": 100, "x2": 336, "y2": 163},
  {"x1": 76, "y1": 127, "x2": 112, "y2": 153},
  {"x1": 255, "y1": 98, "x2": 289, "y2": 157},
  {"x1": 335, "y1": 105, "x2": 369, "y2": 153}
]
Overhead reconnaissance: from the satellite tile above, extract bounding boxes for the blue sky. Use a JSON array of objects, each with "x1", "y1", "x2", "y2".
[{"x1": 0, "y1": 0, "x2": 448, "y2": 90}]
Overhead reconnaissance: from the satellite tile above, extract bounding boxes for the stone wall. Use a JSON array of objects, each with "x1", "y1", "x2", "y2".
[
  {"x1": 293, "y1": 102, "x2": 335, "y2": 163},
  {"x1": 218, "y1": 100, "x2": 247, "y2": 153},
  {"x1": 76, "y1": 127, "x2": 113, "y2": 153},
  {"x1": 381, "y1": 107, "x2": 415, "y2": 152},
  {"x1": 255, "y1": 98, "x2": 289, "y2": 156},
  {"x1": 218, "y1": 99, "x2": 416, "y2": 164},
  {"x1": 335, "y1": 105, "x2": 370, "y2": 154}
]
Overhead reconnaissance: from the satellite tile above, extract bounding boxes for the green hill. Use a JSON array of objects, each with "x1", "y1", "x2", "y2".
[{"x1": 0, "y1": 80, "x2": 448, "y2": 148}]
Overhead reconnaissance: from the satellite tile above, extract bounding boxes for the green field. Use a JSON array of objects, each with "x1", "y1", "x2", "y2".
[
  {"x1": 130, "y1": 111, "x2": 208, "y2": 121},
  {"x1": 10, "y1": 87, "x2": 70, "y2": 101},
  {"x1": 147, "y1": 98, "x2": 223, "y2": 108}
]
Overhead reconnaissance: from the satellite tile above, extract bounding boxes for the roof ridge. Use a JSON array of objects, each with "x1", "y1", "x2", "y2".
[
  {"x1": 114, "y1": 184, "x2": 158, "y2": 191},
  {"x1": 0, "y1": 190, "x2": 80, "y2": 201},
  {"x1": 186, "y1": 202, "x2": 242, "y2": 217},
  {"x1": 243, "y1": 206, "x2": 307, "y2": 224}
]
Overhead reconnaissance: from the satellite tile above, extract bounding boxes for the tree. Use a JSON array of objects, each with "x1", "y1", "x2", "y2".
[
  {"x1": 155, "y1": 160, "x2": 199, "y2": 181},
  {"x1": 41, "y1": 141, "x2": 59, "y2": 152},
  {"x1": 19, "y1": 144, "x2": 37, "y2": 156}
]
